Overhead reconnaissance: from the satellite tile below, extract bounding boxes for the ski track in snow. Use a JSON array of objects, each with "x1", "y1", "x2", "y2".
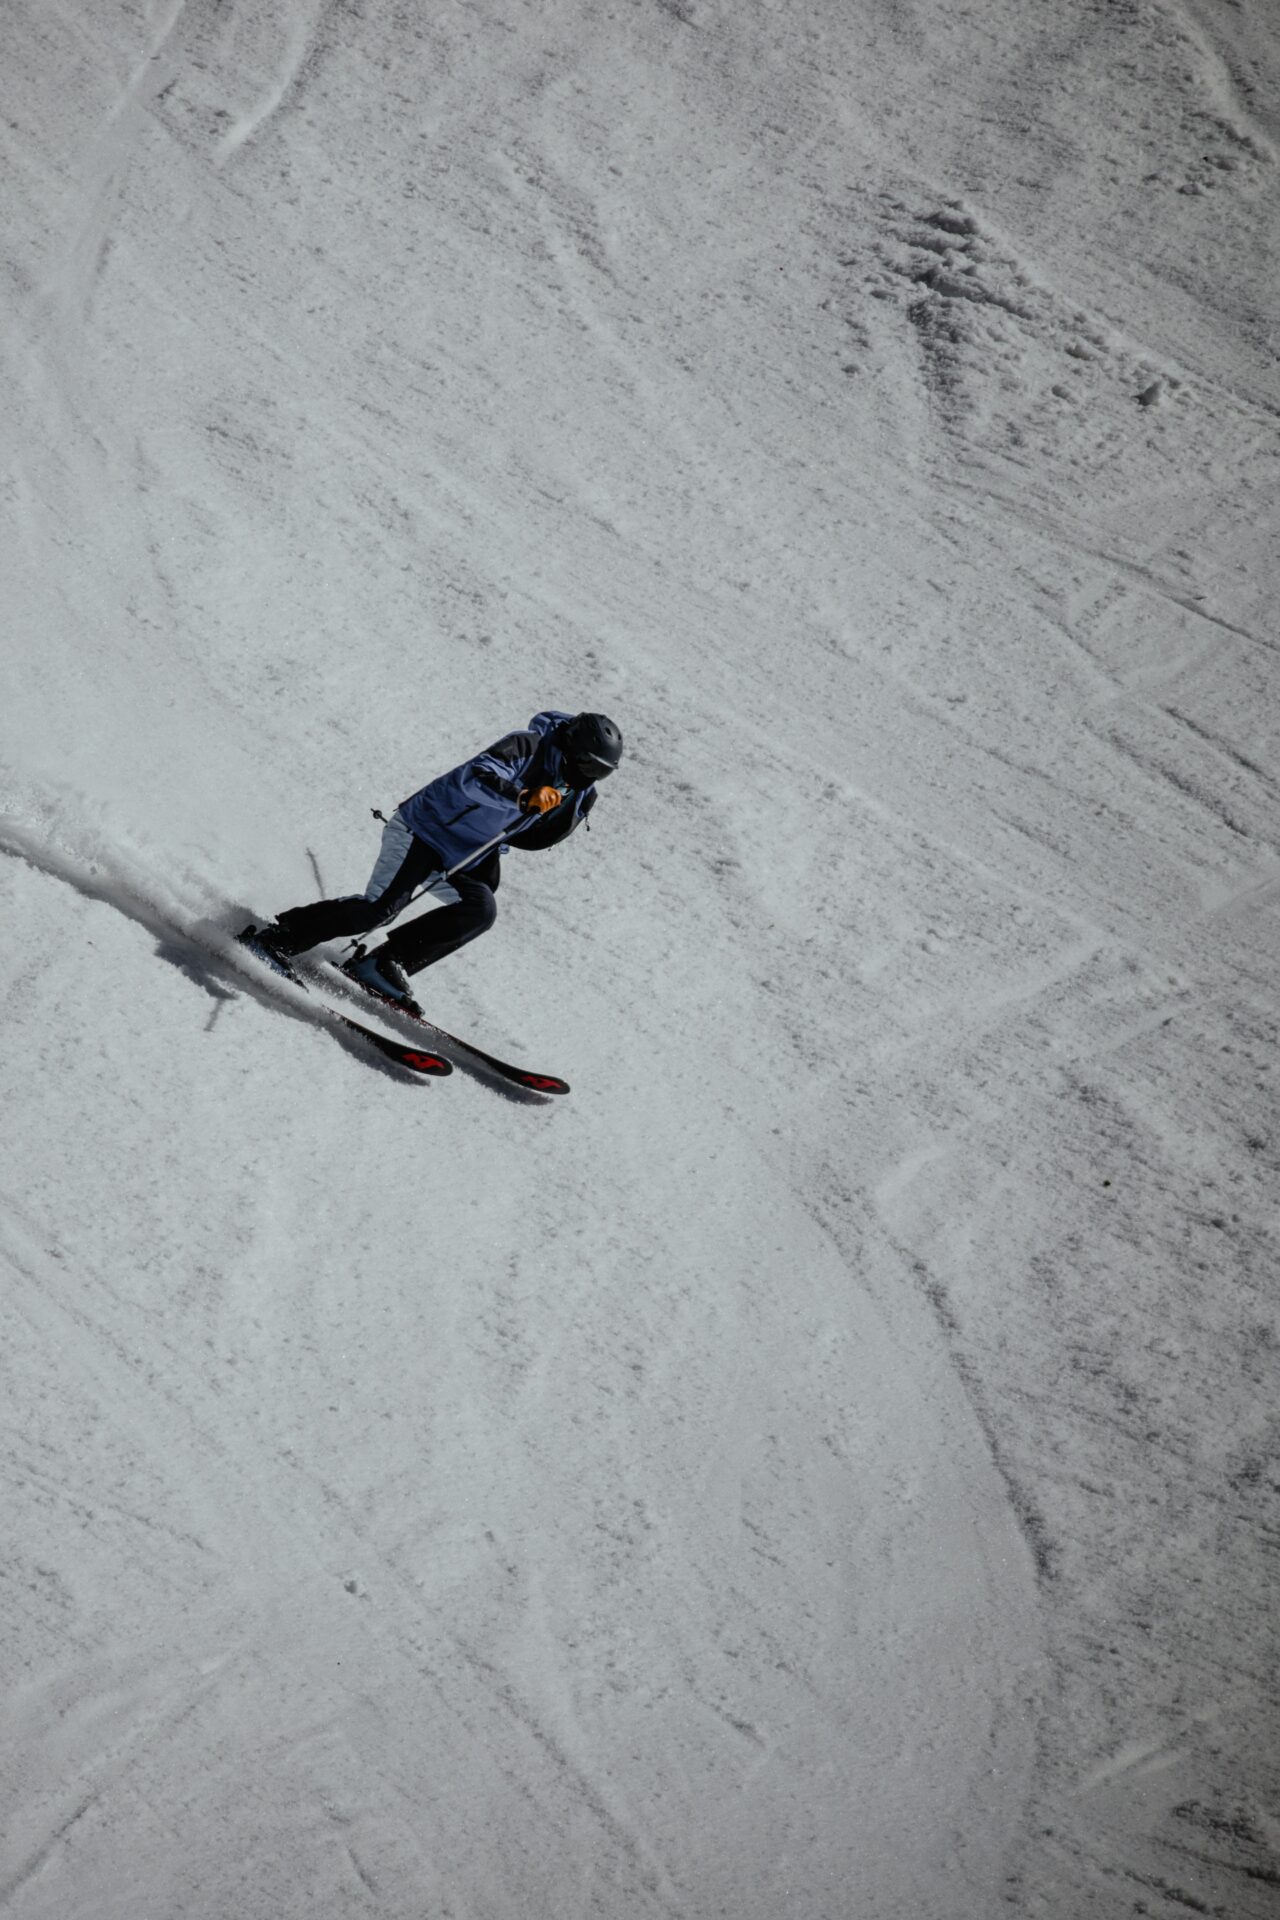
[
  {"x1": 0, "y1": 807, "x2": 1042, "y2": 1916},
  {"x1": 3, "y1": 0, "x2": 1280, "y2": 1916}
]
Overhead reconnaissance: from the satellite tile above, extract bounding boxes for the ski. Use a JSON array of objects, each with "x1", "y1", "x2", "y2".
[
  {"x1": 414, "y1": 1017, "x2": 570, "y2": 1096},
  {"x1": 337, "y1": 1017, "x2": 453, "y2": 1078},
  {"x1": 234, "y1": 932, "x2": 452, "y2": 1077},
  {"x1": 316, "y1": 960, "x2": 570, "y2": 1095}
]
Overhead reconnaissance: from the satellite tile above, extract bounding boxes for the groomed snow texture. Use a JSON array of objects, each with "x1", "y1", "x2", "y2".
[{"x1": 2, "y1": 2, "x2": 1279, "y2": 1916}]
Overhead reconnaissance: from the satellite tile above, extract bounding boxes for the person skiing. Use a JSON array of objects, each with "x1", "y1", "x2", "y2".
[{"x1": 240, "y1": 709, "x2": 623, "y2": 1014}]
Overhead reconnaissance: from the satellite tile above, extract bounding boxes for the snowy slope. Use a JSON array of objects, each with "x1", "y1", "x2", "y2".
[{"x1": 2, "y1": 2, "x2": 1278, "y2": 1916}]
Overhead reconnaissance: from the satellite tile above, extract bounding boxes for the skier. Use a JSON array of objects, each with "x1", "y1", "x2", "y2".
[{"x1": 240, "y1": 710, "x2": 623, "y2": 1014}]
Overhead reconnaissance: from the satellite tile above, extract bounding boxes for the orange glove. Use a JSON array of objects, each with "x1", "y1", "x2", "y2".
[{"x1": 519, "y1": 784, "x2": 563, "y2": 815}]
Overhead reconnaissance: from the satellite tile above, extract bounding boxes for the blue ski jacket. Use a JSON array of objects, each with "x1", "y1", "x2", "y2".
[{"x1": 398, "y1": 710, "x2": 597, "y2": 874}]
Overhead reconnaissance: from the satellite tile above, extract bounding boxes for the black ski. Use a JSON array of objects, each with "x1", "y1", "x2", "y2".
[
  {"x1": 234, "y1": 933, "x2": 452, "y2": 1078},
  {"x1": 317, "y1": 961, "x2": 570, "y2": 1095},
  {"x1": 416, "y1": 1016, "x2": 570, "y2": 1096},
  {"x1": 337, "y1": 1017, "x2": 453, "y2": 1078}
]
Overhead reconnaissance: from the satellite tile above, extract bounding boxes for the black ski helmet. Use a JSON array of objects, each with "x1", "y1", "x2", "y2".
[{"x1": 560, "y1": 712, "x2": 623, "y2": 785}]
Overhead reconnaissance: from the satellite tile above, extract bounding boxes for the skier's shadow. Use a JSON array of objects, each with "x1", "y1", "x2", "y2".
[
  {"x1": 155, "y1": 923, "x2": 551, "y2": 1103},
  {"x1": 0, "y1": 808, "x2": 550, "y2": 1102},
  {"x1": 150, "y1": 918, "x2": 414, "y2": 1086},
  {"x1": 154, "y1": 937, "x2": 239, "y2": 1031}
]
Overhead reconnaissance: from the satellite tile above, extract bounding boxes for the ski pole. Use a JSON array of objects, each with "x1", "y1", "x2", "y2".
[
  {"x1": 394, "y1": 811, "x2": 545, "y2": 918},
  {"x1": 360, "y1": 775, "x2": 571, "y2": 942},
  {"x1": 341, "y1": 822, "x2": 532, "y2": 961},
  {"x1": 442, "y1": 817, "x2": 538, "y2": 881}
]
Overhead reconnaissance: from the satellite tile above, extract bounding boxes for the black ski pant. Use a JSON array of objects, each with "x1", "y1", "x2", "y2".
[
  {"x1": 270, "y1": 819, "x2": 500, "y2": 976},
  {"x1": 383, "y1": 859, "x2": 499, "y2": 975}
]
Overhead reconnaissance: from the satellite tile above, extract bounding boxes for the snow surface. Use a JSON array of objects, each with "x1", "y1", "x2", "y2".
[{"x1": 2, "y1": 1, "x2": 1279, "y2": 1915}]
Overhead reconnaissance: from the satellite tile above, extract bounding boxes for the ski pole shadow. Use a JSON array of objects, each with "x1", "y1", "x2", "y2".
[
  {"x1": 153, "y1": 938, "x2": 238, "y2": 1030},
  {"x1": 0, "y1": 819, "x2": 547, "y2": 1095},
  {"x1": 150, "y1": 930, "x2": 451, "y2": 1086}
]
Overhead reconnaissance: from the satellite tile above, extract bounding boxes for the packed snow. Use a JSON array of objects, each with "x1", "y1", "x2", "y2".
[{"x1": 2, "y1": 2, "x2": 1278, "y2": 1916}]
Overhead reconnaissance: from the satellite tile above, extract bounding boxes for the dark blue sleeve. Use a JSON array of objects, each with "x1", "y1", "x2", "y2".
[{"x1": 471, "y1": 731, "x2": 540, "y2": 800}]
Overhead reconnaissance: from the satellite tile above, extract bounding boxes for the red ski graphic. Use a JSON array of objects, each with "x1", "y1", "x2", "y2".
[
  {"x1": 319, "y1": 962, "x2": 570, "y2": 1095},
  {"x1": 234, "y1": 931, "x2": 451, "y2": 1077}
]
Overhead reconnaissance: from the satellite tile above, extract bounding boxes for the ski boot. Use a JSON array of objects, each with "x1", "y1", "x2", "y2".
[
  {"x1": 341, "y1": 943, "x2": 423, "y2": 1017},
  {"x1": 236, "y1": 923, "x2": 302, "y2": 982}
]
